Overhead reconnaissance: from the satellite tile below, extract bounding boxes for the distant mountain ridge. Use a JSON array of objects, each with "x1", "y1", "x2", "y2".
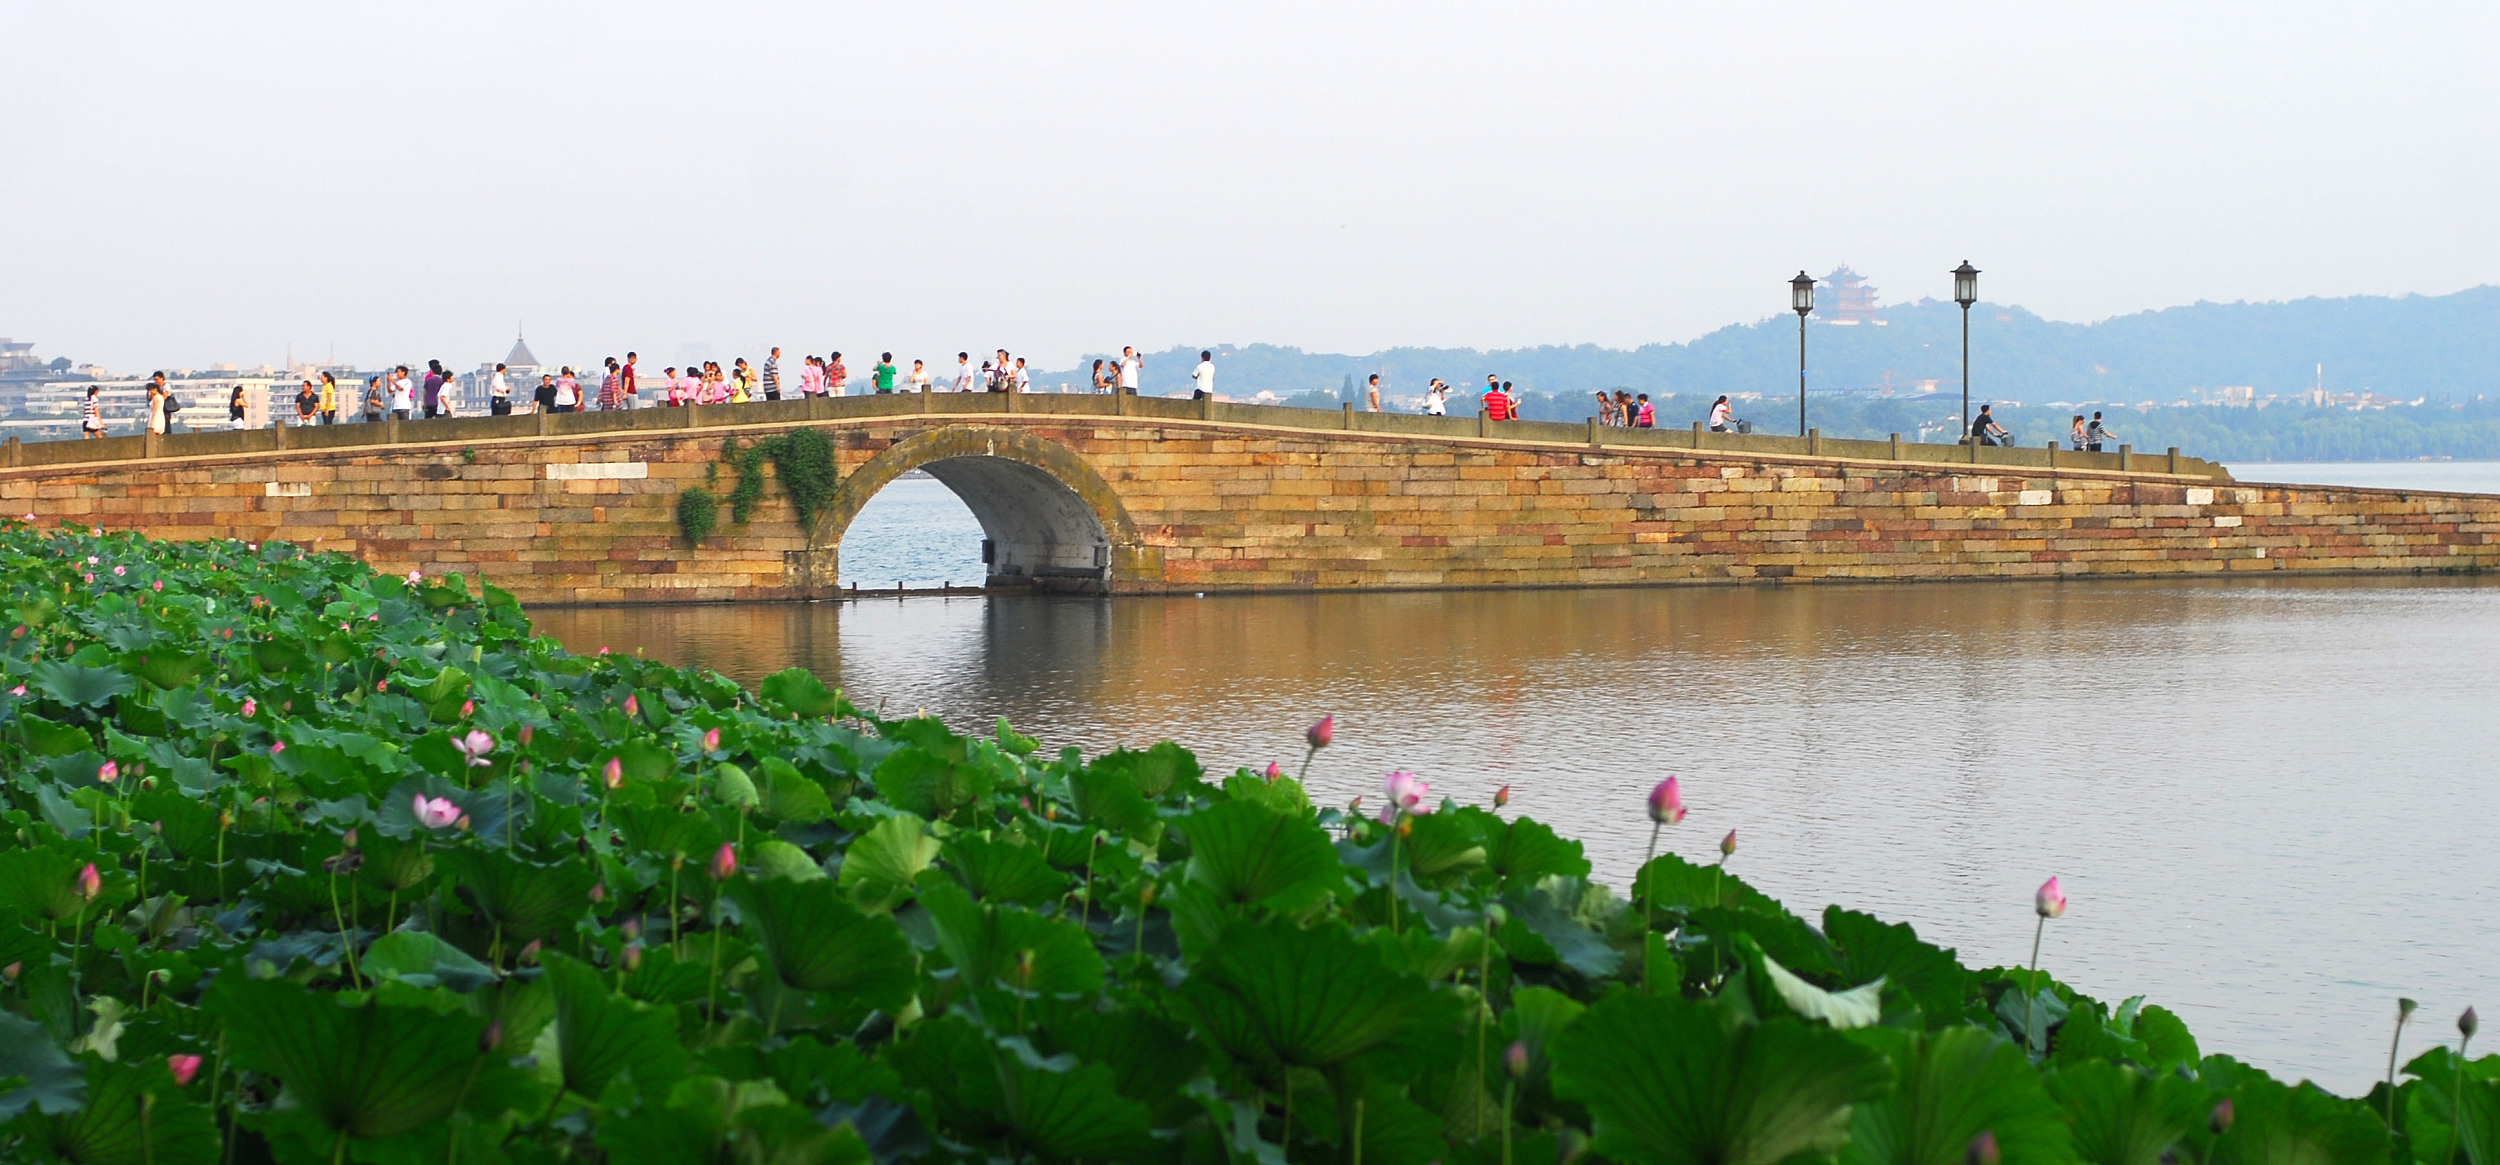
[{"x1": 1041, "y1": 286, "x2": 2500, "y2": 405}]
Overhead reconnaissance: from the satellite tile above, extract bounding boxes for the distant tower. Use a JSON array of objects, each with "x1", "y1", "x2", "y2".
[{"x1": 1822, "y1": 265, "x2": 1884, "y2": 325}]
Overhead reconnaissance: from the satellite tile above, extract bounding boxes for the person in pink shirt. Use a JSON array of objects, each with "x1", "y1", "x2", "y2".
[{"x1": 801, "y1": 355, "x2": 826, "y2": 396}]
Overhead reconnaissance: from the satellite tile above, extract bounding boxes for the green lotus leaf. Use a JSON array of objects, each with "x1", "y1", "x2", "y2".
[
  {"x1": 543, "y1": 951, "x2": 689, "y2": 1102},
  {"x1": 0, "y1": 847, "x2": 92, "y2": 922},
  {"x1": 29, "y1": 660, "x2": 134, "y2": 707},
  {"x1": 713, "y1": 762, "x2": 760, "y2": 808},
  {"x1": 1485, "y1": 811, "x2": 1592, "y2": 885},
  {"x1": 729, "y1": 874, "x2": 917, "y2": 1008},
  {"x1": 126, "y1": 649, "x2": 209, "y2": 690},
  {"x1": 1043, "y1": 1007, "x2": 1208, "y2": 1111},
  {"x1": 1223, "y1": 771, "x2": 1311, "y2": 814},
  {"x1": 1500, "y1": 876, "x2": 1624, "y2": 979},
  {"x1": 438, "y1": 849, "x2": 597, "y2": 943},
  {"x1": 209, "y1": 977, "x2": 488, "y2": 1140},
  {"x1": 1825, "y1": 907, "x2": 1971, "y2": 1026},
  {"x1": 19, "y1": 714, "x2": 93, "y2": 756},
  {"x1": 1549, "y1": 993, "x2": 1893, "y2": 1165},
  {"x1": 2046, "y1": 1060, "x2": 2212, "y2": 1165},
  {"x1": 1731, "y1": 935, "x2": 1884, "y2": 1030},
  {"x1": 895, "y1": 1016, "x2": 1156, "y2": 1162},
  {"x1": 1067, "y1": 759, "x2": 1158, "y2": 833},
  {"x1": 754, "y1": 756, "x2": 832, "y2": 824},
  {"x1": 1637, "y1": 851, "x2": 1783, "y2": 916},
  {"x1": 1089, "y1": 740, "x2": 1202, "y2": 799},
  {"x1": 1840, "y1": 1026, "x2": 2070, "y2": 1165},
  {"x1": 838, "y1": 812, "x2": 942, "y2": 911},
  {"x1": 0, "y1": 1011, "x2": 85, "y2": 1119},
  {"x1": 872, "y1": 743, "x2": 991, "y2": 820},
  {"x1": 944, "y1": 833, "x2": 1069, "y2": 904},
  {"x1": 750, "y1": 839, "x2": 828, "y2": 882},
  {"x1": 1401, "y1": 810, "x2": 1490, "y2": 881},
  {"x1": 758, "y1": 667, "x2": 847, "y2": 718},
  {"x1": 1180, "y1": 798, "x2": 1344, "y2": 911},
  {"x1": 2207, "y1": 1069, "x2": 2386, "y2": 1165},
  {"x1": 364, "y1": 931, "x2": 499, "y2": 992},
  {"x1": 1182, "y1": 913, "x2": 1454, "y2": 1072},
  {"x1": 29, "y1": 1056, "x2": 219, "y2": 1165},
  {"x1": 616, "y1": 737, "x2": 678, "y2": 784},
  {"x1": 920, "y1": 881, "x2": 1103, "y2": 998},
  {"x1": 613, "y1": 803, "x2": 719, "y2": 860}
]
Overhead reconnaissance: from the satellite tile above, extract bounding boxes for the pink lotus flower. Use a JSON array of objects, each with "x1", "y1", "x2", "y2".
[
  {"x1": 85, "y1": 556, "x2": 97, "y2": 565},
  {"x1": 240, "y1": 698, "x2": 256, "y2": 718},
  {"x1": 459, "y1": 699, "x2": 474, "y2": 718},
  {"x1": 702, "y1": 727, "x2": 721, "y2": 753},
  {"x1": 406, "y1": 570, "x2": 421, "y2": 584},
  {"x1": 598, "y1": 646, "x2": 610, "y2": 655},
  {"x1": 269, "y1": 740, "x2": 285, "y2": 756},
  {"x1": 5, "y1": 686, "x2": 19, "y2": 698},
  {"x1": 2036, "y1": 876, "x2": 2067, "y2": 919},
  {"x1": 603, "y1": 757, "x2": 624, "y2": 788},
  {"x1": 167, "y1": 1054, "x2": 203, "y2": 1087},
  {"x1": 454, "y1": 730, "x2": 494, "y2": 768},
  {"x1": 1721, "y1": 829, "x2": 1738, "y2": 858},
  {"x1": 623, "y1": 694, "x2": 639, "y2": 718},
  {"x1": 376, "y1": 680, "x2": 387, "y2": 692},
  {"x1": 1264, "y1": 761, "x2": 1282, "y2": 780},
  {"x1": 710, "y1": 842, "x2": 737, "y2": 881},
  {"x1": 1382, "y1": 771, "x2": 1432, "y2": 818},
  {"x1": 1306, "y1": 715, "x2": 1334, "y2": 749},
  {"x1": 368, "y1": 614, "x2": 378, "y2": 621},
  {"x1": 97, "y1": 761, "x2": 119, "y2": 785},
  {"x1": 152, "y1": 580, "x2": 162, "y2": 592},
  {"x1": 112, "y1": 565, "x2": 125, "y2": 576},
  {"x1": 82, "y1": 573, "x2": 92, "y2": 584},
  {"x1": 413, "y1": 794, "x2": 461, "y2": 830},
  {"x1": 75, "y1": 863, "x2": 101, "y2": 901},
  {"x1": 19, "y1": 513, "x2": 30, "y2": 522},
  {"x1": 1647, "y1": 777, "x2": 1686, "y2": 825}
]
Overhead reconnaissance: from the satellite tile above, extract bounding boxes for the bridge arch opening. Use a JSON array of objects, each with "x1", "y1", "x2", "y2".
[{"x1": 816, "y1": 427, "x2": 1138, "y2": 594}]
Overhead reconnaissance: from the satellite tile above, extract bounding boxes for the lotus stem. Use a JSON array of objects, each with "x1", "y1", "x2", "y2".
[
  {"x1": 139, "y1": 1092, "x2": 154, "y2": 1165},
  {"x1": 1387, "y1": 816, "x2": 1402, "y2": 936},
  {"x1": 1641, "y1": 821, "x2": 1660, "y2": 993},
  {"x1": 1079, "y1": 834, "x2": 1100, "y2": 929},
  {"x1": 2387, "y1": 1007, "x2": 2413, "y2": 1130},
  {"x1": 1502, "y1": 1080, "x2": 1516, "y2": 1165},
  {"x1": 706, "y1": 915, "x2": 722, "y2": 1022},
  {"x1": 1350, "y1": 1095, "x2": 1364, "y2": 1165},
  {"x1": 328, "y1": 870, "x2": 362, "y2": 990},
  {"x1": 1295, "y1": 742, "x2": 1317, "y2": 783},
  {"x1": 2025, "y1": 914, "x2": 2047, "y2": 1054},
  {"x1": 1281, "y1": 1073, "x2": 1293, "y2": 1151},
  {"x1": 668, "y1": 858, "x2": 683, "y2": 959}
]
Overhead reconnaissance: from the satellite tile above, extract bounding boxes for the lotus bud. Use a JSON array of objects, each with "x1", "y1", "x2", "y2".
[
  {"x1": 622, "y1": 942, "x2": 643, "y2": 972},
  {"x1": 376, "y1": 680, "x2": 387, "y2": 692},
  {"x1": 1306, "y1": 715, "x2": 1334, "y2": 749},
  {"x1": 621, "y1": 918, "x2": 641, "y2": 940},
  {"x1": 2036, "y1": 876, "x2": 2067, "y2": 919},
  {"x1": 2463, "y1": 1007, "x2": 2480, "y2": 1039},
  {"x1": 1397, "y1": 816, "x2": 1413, "y2": 839},
  {"x1": 603, "y1": 757, "x2": 624, "y2": 789},
  {"x1": 1647, "y1": 777, "x2": 1686, "y2": 825},
  {"x1": 1018, "y1": 796, "x2": 1032, "y2": 812},
  {"x1": 1966, "y1": 1131, "x2": 2001, "y2": 1165},
  {"x1": 1016, "y1": 948, "x2": 1035, "y2": 983},
  {"x1": 460, "y1": 700, "x2": 474, "y2": 718},
  {"x1": 2400, "y1": 998, "x2": 2419, "y2": 1022},
  {"x1": 270, "y1": 740, "x2": 285, "y2": 756},
  {"x1": 1138, "y1": 881, "x2": 1158, "y2": 908},
  {"x1": 1503, "y1": 1040, "x2": 1532, "y2": 1080},
  {"x1": 710, "y1": 842, "x2": 737, "y2": 881},
  {"x1": 97, "y1": 761, "x2": 118, "y2": 785},
  {"x1": 1494, "y1": 784, "x2": 1510, "y2": 808},
  {"x1": 703, "y1": 727, "x2": 721, "y2": 753},
  {"x1": 2208, "y1": 1098, "x2": 2234, "y2": 1136},
  {"x1": 1721, "y1": 830, "x2": 1738, "y2": 858},
  {"x1": 167, "y1": 1054, "x2": 203, "y2": 1087},
  {"x1": 1265, "y1": 761, "x2": 1282, "y2": 781},
  {"x1": 624, "y1": 694, "x2": 639, "y2": 718},
  {"x1": 480, "y1": 1020, "x2": 503, "y2": 1053},
  {"x1": 1043, "y1": 802, "x2": 1058, "y2": 821},
  {"x1": 455, "y1": 814, "x2": 470, "y2": 830},
  {"x1": 76, "y1": 862, "x2": 101, "y2": 901},
  {"x1": 518, "y1": 724, "x2": 534, "y2": 748},
  {"x1": 218, "y1": 810, "x2": 233, "y2": 829},
  {"x1": 589, "y1": 883, "x2": 606, "y2": 903},
  {"x1": 241, "y1": 698, "x2": 256, "y2": 718},
  {"x1": 518, "y1": 939, "x2": 542, "y2": 966},
  {"x1": 1, "y1": 962, "x2": 17, "y2": 980}
]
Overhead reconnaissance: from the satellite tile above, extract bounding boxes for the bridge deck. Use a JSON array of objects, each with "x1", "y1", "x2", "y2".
[{"x1": 0, "y1": 390, "x2": 2231, "y2": 482}]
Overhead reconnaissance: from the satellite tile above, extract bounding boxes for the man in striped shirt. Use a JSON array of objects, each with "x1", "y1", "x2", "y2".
[
  {"x1": 762, "y1": 349, "x2": 782, "y2": 401},
  {"x1": 599, "y1": 358, "x2": 625, "y2": 410}
]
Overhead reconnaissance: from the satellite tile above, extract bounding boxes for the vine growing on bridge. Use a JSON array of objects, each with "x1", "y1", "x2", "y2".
[
  {"x1": 719, "y1": 428, "x2": 840, "y2": 529},
  {"x1": 675, "y1": 483, "x2": 718, "y2": 545}
]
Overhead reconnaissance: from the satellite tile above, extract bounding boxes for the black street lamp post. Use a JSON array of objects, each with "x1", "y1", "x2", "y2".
[
  {"x1": 1791, "y1": 271, "x2": 1815, "y2": 436},
  {"x1": 1952, "y1": 261, "x2": 1979, "y2": 442}
]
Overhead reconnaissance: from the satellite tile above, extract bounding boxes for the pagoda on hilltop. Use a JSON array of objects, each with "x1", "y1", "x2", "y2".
[{"x1": 1822, "y1": 265, "x2": 1885, "y2": 325}]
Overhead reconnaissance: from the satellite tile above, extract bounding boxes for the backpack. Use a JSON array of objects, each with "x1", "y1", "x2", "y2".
[{"x1": 163, "y1": 391, "x2": 183, "y2": 415}]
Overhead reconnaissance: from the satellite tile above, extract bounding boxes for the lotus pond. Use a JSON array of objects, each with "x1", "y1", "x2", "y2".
[{"x1": 0, "y1": 524, "x2": 2485, "y2": 1165}]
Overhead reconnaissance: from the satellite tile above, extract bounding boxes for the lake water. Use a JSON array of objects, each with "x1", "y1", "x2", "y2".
[{"x1": 536, "y1": 565, "x2": 2500, "y2": 1092}]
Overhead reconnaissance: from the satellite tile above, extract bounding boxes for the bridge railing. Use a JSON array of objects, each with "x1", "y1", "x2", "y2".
[{"x1": 0, "y1": 391, "x2": 2230, "y2": 481}]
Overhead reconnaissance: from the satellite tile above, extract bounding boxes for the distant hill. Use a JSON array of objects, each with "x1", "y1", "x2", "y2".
[{"x1": 1041, "y1": 286, "x2": 2500, "y2": 406}]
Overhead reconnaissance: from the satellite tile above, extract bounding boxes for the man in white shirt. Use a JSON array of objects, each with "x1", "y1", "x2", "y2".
[
  {"x1": 1190, "y1": 350, "x2": 1214, "y2": 399},
  {"x1": 954, "y1": 352, "x2": 974, "y2": 393},
  {"x1": 1013, "y1": 358, "x2": 1031, "y2": 394},
  {"x1": 1118, "y1": 347, "x2": 1140, "y2": 395}
]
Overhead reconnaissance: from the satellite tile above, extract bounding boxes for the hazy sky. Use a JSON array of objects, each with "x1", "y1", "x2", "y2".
[{"x1": 5, "y1": 2, "x2": 2497, "y2": 374}]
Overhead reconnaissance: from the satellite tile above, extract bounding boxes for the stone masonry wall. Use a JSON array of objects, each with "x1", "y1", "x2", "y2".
[{"x1": 0, "y1": 407, "x2": 2491, "y2": 605}]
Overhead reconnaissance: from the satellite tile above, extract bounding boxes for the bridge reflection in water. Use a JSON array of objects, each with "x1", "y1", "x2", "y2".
[{"x1": 535, "y1": 574, "x2": 2500, "y2": 1094}]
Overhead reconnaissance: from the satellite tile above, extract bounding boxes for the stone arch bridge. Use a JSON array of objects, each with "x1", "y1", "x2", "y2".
[{"x1": 1, "y1": 393, "x2": 2492, "y2": 604}]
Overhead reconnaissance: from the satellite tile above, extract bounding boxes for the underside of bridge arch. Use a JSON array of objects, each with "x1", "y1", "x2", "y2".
[{"x1": 811, "y1": 426, "x2": 1148, "y2": 594}]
